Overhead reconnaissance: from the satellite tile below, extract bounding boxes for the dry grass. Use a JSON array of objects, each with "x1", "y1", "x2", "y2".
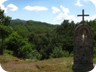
[
  {"x1": 1, "y1": 55, "x2": 96, "y2": 72},
  {"x1": 1, "y1": 56, "x2": 73, "y2": 72}
]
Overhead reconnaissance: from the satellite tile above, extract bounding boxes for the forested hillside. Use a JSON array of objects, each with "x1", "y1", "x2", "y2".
[
  {"x1": 10, "y1": 19, "x2": 57, "y2": 38},
  {"x1": 0, "y1": 9, "x2": 96, "y2": 60}
]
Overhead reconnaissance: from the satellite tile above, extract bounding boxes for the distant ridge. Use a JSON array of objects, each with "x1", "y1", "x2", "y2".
[{"x1": 10, "y1": 19, "x2": 57, "y2": 37}]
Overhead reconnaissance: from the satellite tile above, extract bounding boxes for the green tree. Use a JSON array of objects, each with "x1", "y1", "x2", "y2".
[
  {"x1": 5, "y1": 32, "x2": 25, "y2": 56},
  {"x1": 0, "y1": 9, "x2": 12, "y2": 54},
  {"x1": 5, "y1": 32, "x2": 41, "y2": 59},
  {"x1": 52, "y1": 20, "x2": 75, "y2": 54}
]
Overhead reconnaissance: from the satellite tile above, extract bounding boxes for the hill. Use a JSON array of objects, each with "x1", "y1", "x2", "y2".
[{"x1": 10, "y1": 19, "x2": 58, "y2": 37}]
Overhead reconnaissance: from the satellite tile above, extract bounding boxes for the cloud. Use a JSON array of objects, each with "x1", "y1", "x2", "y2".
[
  {"x1": 0, "y1": 0, "x2": 7, "y2": 5},
  {"x1": 55, "y1": 13, "x2": 76, "y2": 22},
  {"x1": 0, "y1": 0, "x2": 18, "y2": 13},
  {"x1": 55, "y1": 13, "x2": 64, "y2": 21},
  {"x1": 7, "y1": 4, "x2": 18, "y2": 11},
  {"x1": 60, "y1": 5, "x2": 69, "y2": 15},
  {"x1": 52, "y1": 5, "x2": 77, "y2": 23},
  {"x1": 89, "y1": 0, "x2": 96, "y2": 8},
  {"x1": 86, "y1": 14, "x2": 96, "y2": 21},
  {"x1": 83, "y1": 0, "x2": 88, "y2": 2},
  {"x1": 24, "y1": 6, "x2": 48, "y2": 11},
  {"x1": 52, "y1": 6, "x2": 60, "y2": 14},
  {"x1": 0, "y1": 0, "x2": 7, "y2": 10},
  {"x1": 75, "y1": 0, "x2": 83, "y2": 7}
]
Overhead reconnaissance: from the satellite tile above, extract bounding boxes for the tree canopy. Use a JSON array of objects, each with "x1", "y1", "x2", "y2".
[{"x1": 0, "y1": 9, "x2": 96, "y2": 60}]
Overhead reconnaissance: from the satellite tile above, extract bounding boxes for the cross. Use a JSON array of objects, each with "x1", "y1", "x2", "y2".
[{"x1": 77, "y1": 9, "x2": 89, "y2": 23}]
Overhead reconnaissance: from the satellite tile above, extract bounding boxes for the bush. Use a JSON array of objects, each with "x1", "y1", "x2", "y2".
[
  {"x1": 18, "y1": 43, "x2": 42, "y2": 60},
  {"x1": 50, "y1": 46, "x2": 69, "y2": 58},
  {"x1": 5, "y1": 32, "x2": 24, "y2": 53},
  {"x1": 5, "y1": 32, "x2": 42, "y2": 60},
  {"x1": 4, "y1": 50, "x2": 13, "y2": 55}
]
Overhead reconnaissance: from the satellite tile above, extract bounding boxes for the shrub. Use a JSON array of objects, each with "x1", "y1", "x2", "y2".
[
  {"x1": 18, "y1": 43, "x2": 42, "y2": 59},
  {"x1": 50, "y1": 46, "x2": 69, "y2": 58},
  {"x1": 5, "y1": 32, "x2": 24, "y2": 52},
  {"x1": 4, "y1": 50, "x2": 13, "y2": 55},
  {"x1": 5, "y1": 32, "x2": 42, "y2": 60}
]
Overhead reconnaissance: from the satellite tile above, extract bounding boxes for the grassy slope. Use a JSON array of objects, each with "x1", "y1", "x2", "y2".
[
  {"x1": 0, "y1": 55, "x2": 96, "y2": 72},
  {"x1": 1, "y1": 55, "x2": 72, "y2": 72}
]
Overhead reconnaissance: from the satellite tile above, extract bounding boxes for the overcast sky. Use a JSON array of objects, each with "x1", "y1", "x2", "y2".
[{"x1": 0, "y1": 0, "x2": 96, "y2": 24}]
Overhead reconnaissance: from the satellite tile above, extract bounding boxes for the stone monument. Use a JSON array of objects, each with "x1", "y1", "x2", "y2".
[{"x1": 73, "y1": 9, "x2": 94, "y2": 72}]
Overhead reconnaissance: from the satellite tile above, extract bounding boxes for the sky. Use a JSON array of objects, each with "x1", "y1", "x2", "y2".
[{"x1": 0, "y1": 0, "x2": 96, "y2": 24}]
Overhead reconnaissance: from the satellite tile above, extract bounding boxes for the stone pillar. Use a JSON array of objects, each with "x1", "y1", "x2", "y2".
[{"x1": 73, "y1": 24, "x2": 94, "y2": 72}]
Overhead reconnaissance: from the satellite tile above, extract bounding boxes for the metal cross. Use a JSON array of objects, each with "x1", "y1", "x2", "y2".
[{"x1": 77, "y1": 9, "x2": 89, "y2": 23}]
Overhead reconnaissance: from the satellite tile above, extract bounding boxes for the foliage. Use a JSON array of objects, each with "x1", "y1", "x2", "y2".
[
  {"x1": 52, "y1": 20, "x2": 75, "y2": 54},
  {"x1": 1, "y1": 9, "x2": 96, "y2": 60},
  {"x1": 5, "y1": 32, "x2": 24, "y2": 54},
  {"x1": 0, "y1": 25, "x2": 12, "y2": 38},
  {"x1": 3, "y1": 18, "x2": 96, "y2": 60},
  {"x1": 5, "y1": 32, "x2": 41, "y2": 59},
  {"x1": 18, "y1": 43, "x2": 42, "y2": 59},
  {"x1": 0, "y1": 9, "x2": 12, "y2": 54},
  {"x1": 10, "y1": 19, "x2": 57, "y2": 38},
  {"x1": 9, "y1": 19, "x2": 75, "y2": 59},
  {"x1": 50, "y1": 46, "x2": 69, "y2": 58},
  {"x1": 4, "y1": 50, "x2": 13, "y2": 55}
]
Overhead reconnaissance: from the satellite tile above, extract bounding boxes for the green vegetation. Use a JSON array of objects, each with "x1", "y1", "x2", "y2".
[
  {"x1": 10, "y1": 19, "x2": 57, "y2": 38},
  {"x1": 0, "y1": 9, "x2": 12, "y2": 55},
  {"x1": 0, "y1": 9, "x2": 96, "y2": 60},
  {"x1": 6, "y1": 18, "x2": 75, "y2": 60},
  {"x1": 0, "y1": 9, "x2": 96, "y2": 72}
]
